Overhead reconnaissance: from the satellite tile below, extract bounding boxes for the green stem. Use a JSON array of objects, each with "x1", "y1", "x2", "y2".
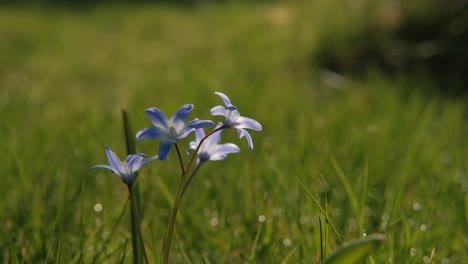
[
  {"x1": 174, "y1": 143, "x2": 186, "y2": 175},
  {"x1": 161, "y1": 178, "x2": 185, "y2": 264},
  {"x1": 182, "y1": 163, "x2": 203, "y2": 196},
  {"x1": 161, "y1": 126, "x2": 225, "y2": 264},
  {"x1": 128, "y1": 185, "x2": 150, "y2": 264}
]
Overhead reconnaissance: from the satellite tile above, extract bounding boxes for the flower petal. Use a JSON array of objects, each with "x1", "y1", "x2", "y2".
[
  {"x1": 170, "y1": 104, "x2": 194, "y2": 127},
  {"x1": 138, "y1": 155, "x2": 159, "y2": 170},
  {"x1": 205, "y1": 128, "x2": 222, "y2": 146},
  {"x1": 188, "y1": 140, "x2": 199, "y2": 155},
  {"x1": 178, "y1": 128, "x2": 194, "y2": 140},
  {"x1": 125, "y1": 154, "x2": 146, "y2": 172},
  {"x1": 158, "y1": 141, "x2": 173, "y2": 160},
  {"x1": 210, "y1": 105, "x2": 227, "y2": 116},
  {"x1": 194, "y1": 127, "x2": 206, "y2": 142},
  {"x1": 185, "y1": 119, "x2": 215, "y2": 129},
  {"x1": 89, "y1": 164, "x2": 116, "y2": 173},
  {"x1": 145, "y1": 107, "x2": 169, "y2": 129},
  {"x1": 179, "y1": 120, "x2": 214, "y2": 138},
  {"x1": 237, "y1": 128, "x2": 254, "y2": 149},
  {"x1": 209, "y1": 143, "x2": 240, "y2": 160},
  {"x1": 125, "y1": 153, "x2": 146, "y2": 163},
  {"x1": 188, "y1": 141, "x2": 198, "y2": 151},
  {"x1": 105, "y1": 147, "x2": 126, "y2": 176},
  {"x1": 236, "y1": 116, "x2": 262, "y2": 131},
  {"x1": 136, "y1": 126, "x2": 165, "y2": 140},
  {"x1": 214, "y1": 91, "x2": 238, "y2": 110},
  {"x1": 218, "y1": 143, "x2": 241, "y2": 153}
]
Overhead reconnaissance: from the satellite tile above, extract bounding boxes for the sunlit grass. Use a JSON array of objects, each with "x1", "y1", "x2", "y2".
[{"x1": 1, "y1": 1, "x2": 466, "y2": 263}]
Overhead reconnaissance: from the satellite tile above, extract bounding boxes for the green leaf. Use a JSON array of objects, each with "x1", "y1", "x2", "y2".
[
  {"x1": 323, "y1": 234, "x2": 385, "y2": 264},
  {"x1": 122, "y1": 109, "x2": 142, "y2": 264}
]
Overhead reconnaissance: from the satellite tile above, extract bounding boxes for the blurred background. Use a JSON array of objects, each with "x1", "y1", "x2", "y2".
[
  {"x1": 3, "y1": 0, "x2": 468, "y2": 95},
  {"x1": 1, "y1": 0, "x2": 467, "y2": 263}
]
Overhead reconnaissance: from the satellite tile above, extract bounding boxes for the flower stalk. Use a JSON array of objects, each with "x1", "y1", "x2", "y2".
[
  {"x1": 160, "y1": 125, "x2": 224, "y2": 264},
  {"x1": 160, "y1": 172, "x2": 186, "y2": 264},
  {"x1": 128, "y1": 184, "x2": 150, "y2": 264}
]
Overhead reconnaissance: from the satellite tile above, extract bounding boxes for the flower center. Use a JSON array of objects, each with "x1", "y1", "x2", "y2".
[
  {"x1": 223, "y1": 110, "x2": 237, "y2": 128},
  {"x1": 168, "y1": 123, "x2": 179, "y2": 139},
  {"x1": 198, "y1": 151, "x2": 210, "y2": 163}
]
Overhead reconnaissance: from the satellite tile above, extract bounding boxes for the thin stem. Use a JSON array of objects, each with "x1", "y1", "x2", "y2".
[
  {"x1": 161, "y1": 178, "x2": 185, "y2": 264},
  {"x1": 182, "y1": 162, "x2": 203, "y2": 196},
  {"x1": 128, "y1": 184, "x2": 150, "y2": 264},
  {"x1": 161, "y1": 126, "x2": 225, "y2": 264},
  {"x1": 174, "y1": 143, "x2": 186, "y2": 175}
]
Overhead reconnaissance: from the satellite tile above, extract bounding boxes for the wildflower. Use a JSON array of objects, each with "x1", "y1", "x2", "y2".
[
  {"x1": 90, "y1": 147, "x2": 157, "y2": 185},
  {"x1": 189, "y1": 124, "x2": 240, "y2": 164},
  {"x1": 136, "y1": 104, "x2": 214, "y2": 160},
  {"x1": 210, "y1": 92, "x2": 262, "y2": 149}
]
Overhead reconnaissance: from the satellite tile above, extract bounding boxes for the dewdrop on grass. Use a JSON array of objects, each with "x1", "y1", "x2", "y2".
[
  {"x1": 258, "y1": 214, "x2": 266, "y2": 222},
  {"x1": 93, "y1": 203, "x2": 103, "y2": 213}
]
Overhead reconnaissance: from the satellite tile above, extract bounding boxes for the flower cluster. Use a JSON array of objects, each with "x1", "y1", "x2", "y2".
[
  {"x1": 90, "y1": 91, "x2": 262, "y2": 264},
  {"x1": 91, "y1": 91, "x2": 262, "y2": 185}
]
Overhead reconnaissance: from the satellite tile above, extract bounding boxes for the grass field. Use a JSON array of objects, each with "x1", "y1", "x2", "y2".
[{"x1": 1, "y1": 1, "x2": 467, "y2": 263}]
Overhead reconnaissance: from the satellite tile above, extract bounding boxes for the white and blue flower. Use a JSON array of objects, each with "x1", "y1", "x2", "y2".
[
  {"x1": 210, "y1": 92, "x2": 262, "y2": 149},
  {"x1": 90, "y1": 147, "x2": 157, "y2": 185},
  {"x1": 136, "y1": 104, "x2": 214, "y2": 160},
  {"x1": 189, "y1": 124, "x2": 240, "y2": 164}
]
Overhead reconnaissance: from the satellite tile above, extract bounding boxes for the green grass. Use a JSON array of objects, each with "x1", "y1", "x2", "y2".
[{"x1": 1, "y1": 1, "x2": 467, "y2": 263}]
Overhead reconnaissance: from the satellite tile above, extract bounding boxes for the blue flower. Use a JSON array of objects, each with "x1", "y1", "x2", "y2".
[
  {"x1": 136, "y1": 104, "x2": 214, "y2": 160},
  {"x1": 90, "y1": 147, "x2": 158, "y2": 185},
  {"x1": 189, "y1": 124, "x2": 240, "y2": 164},
  {"x1": 210, "y1": 92, "x2": 262, "y2": 149}
]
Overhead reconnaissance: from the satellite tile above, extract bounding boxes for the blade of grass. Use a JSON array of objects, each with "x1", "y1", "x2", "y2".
[
  {"x1": 54, "y1": 234, "x2": 62, "y2": 264},
  {"x1": 324, "y1": 196, "x2": 329, "y2": 257},
  {"x1": 323, "y1": 234, "x2": 386, "y2": 264},
  {"x1": 122, "y1": 109, "x2": 142, "y2": 264},
  {"x1": 465, "y1": 193, "x2": 468, "y2": 225},
  {"x1": 249, "y1": 221, "x2": 264, "y2": 261},
  {"x1": 90, "y1": 200, "x2": 130, "y2": 264},
  {"x1": 319, "y1": 217, "x2": 324, "y2": 263},
  {"x1": 280, "y1": 244, "x2": 299, "y2": 264},
  {"x1": 385, "y1": 191, "x2": 400, "y2": 232},
  {"x1": 119, "y1": 247, "x2": 128, "y2": 264},
  {"x1": 45, "y1": 211, "x2": 60, "y2": 263},
  {"x1": 200, "y1": 252, "x2": 212, "y2": 264},
  {"x1": 290, "y1": 172, "x2": 343, "y2": 243},
  {"x1": 122, "y1": 109, "x2": 137, "y2": 160},
  {"x1": 330, "y1": 156, "x2": 360, "y2": 218},
  {"x1": 359, "y1": 158, "x2": 369, "y2": 233},
  {"x1": 174, "y1": 227, "x2": 192, "y2": 264}
]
